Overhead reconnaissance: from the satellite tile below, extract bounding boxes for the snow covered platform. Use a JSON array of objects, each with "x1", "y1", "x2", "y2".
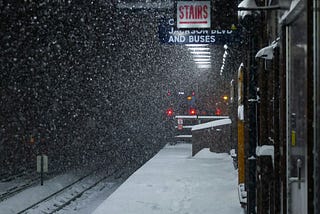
[{"x1": 93, "y1": 143, "x2": 243, "y2": 214}]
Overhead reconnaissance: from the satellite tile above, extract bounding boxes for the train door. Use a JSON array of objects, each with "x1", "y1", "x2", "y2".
[{"x1": 285, "y1": 6, "x2": 308, "y2": 214}]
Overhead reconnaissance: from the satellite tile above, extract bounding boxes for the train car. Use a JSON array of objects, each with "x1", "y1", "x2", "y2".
[
  {"x1": 279, "y1": 2, "x2": 319, "y2": 213},
  {"x1": 236, "y1": 0, "x2": 319, "y2": 213}
]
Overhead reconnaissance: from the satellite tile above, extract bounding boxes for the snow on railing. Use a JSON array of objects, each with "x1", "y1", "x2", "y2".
[
  {"x1": 191, "y1": 118, "x2": 231, "y2": 131},
  {"x1": 175, "y1": 115, "x2": 229, "y2": 119}
]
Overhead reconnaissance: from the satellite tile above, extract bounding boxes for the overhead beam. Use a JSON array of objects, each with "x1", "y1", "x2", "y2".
[{"x1": 116, "y1": 1, "x2": 174, "y2": 10}]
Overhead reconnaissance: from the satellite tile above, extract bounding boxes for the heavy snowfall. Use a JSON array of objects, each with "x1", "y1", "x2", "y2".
[{"x1": 0, "y1": 1, "x2": 242, "y2": 213}]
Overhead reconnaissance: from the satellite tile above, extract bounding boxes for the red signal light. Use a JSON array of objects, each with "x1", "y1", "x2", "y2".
[
  {"x1": 215, "y1": 108, "x2": 221, "y2": 116},
  {"x1": 189, "y1": 108, "x2": 196, "y2": 115},
  {"x1": 166, "y1": 108, "x2": 173, "y2": 116}
]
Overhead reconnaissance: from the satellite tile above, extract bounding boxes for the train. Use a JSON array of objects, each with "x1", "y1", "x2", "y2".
[{"x1": 230, "y1": 1, "x2": 320, "y2": 213}]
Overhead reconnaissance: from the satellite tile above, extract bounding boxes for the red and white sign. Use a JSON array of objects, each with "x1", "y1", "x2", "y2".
[{"x1": 177, "y1": 1, "x2": 211, "y2": 29}]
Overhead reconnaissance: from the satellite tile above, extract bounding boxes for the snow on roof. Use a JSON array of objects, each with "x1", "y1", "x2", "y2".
[
  {"x1": 237, "y1": 0, "x2": 258, "y2": 19},
  {"x1": 255, "y1": 38, "x2": 279, "y2": 60},
  {"x1": 238, "y1": 105, "x2": 244, "y2": 121},
  {"x1": 279, "y1": 0, "x2": 304, "y2": 25}
]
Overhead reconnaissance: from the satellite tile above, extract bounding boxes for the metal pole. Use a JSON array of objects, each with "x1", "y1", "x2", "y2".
[
  {"x1": 41, "y1": 155, "x2": 44, "y2": 186},
  {"x1": 247, "y1": 18, "x2": 258, "y2": 214}
]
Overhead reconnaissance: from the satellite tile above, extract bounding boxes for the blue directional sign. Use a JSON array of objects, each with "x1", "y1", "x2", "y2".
[{"x1": 158, "y1": 18, "x2": 240, "y2": 45}]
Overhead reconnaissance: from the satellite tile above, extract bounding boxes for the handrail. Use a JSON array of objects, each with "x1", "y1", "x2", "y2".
[{"x1": 175, "y1": 115, "x2": 229, "y2": 119}]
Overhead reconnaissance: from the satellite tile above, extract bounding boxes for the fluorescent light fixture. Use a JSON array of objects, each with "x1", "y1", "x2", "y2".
[
  {"x1": 187, "y1": 44, "x2": 212, "y2": 69},
  {"x1": 195, "y1": 61, "x2": 211, "y2": 64},
  {"x1": 193, "y1": 58, "x2": 211, "y2": 62},
  {"x1": 185, "y1": 44, "x2": 209, "y2": 47},
  {"x1": 197, "y1": 64, "x2": 212, "y2": 69},
  {"x1": 188, "y1": 47, "x2": 210, "y2": 51},
  {"x1": 192, "y1": 55, "x2": 211, "y2": 58},
  {"x1": 190, "y1": 51, "x2": 211, "y2": 55}
]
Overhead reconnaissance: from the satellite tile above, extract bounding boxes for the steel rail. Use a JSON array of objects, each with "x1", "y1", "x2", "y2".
[{"x1": 16, "y1": 170, "x2": 97, "y2": 214}]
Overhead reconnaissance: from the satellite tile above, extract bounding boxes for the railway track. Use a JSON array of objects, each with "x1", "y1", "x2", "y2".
[
  {"x1": 0, "y1": 176, "x2": 38, "y2": 202},
  {"x1": 0, "y1": 170, "x2": 60, "y2": 202},
  {"x1": 17, "y1": 168, "x2": 126, "y2": 214}
]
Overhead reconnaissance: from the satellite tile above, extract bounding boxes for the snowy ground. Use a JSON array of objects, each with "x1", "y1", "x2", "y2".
[
  {"x1": 0, "y1": 169, "x2": 125, "y2": 214},
  {"x1": 0, "y1": 143, "x2": 244, "y2": 214},
  {"x1": 93, "y1": 143, "x2": 244, "y2": 214}
]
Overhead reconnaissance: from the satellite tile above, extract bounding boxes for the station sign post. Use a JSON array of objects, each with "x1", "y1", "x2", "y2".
[
  {"x1": 158, "y1": 1, "x2": 240, "y2": 45},
  {"x1": 158, "y1": 18, "x2": 239, "y2": 45},
  {"x1": 37, "y1": 154, "x2": 48, "y2": 186}
]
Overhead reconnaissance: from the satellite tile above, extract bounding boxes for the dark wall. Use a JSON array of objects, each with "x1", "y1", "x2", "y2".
[{"x1": 0, "y1": 1, "x2": 188, "y2": 172}]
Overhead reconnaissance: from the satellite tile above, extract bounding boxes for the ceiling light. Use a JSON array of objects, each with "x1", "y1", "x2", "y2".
[
  {"x1": 197, "y1": 64, "x2": 212, "y2": 69},
  {"x1": 192, "y1": 55, "x2": 211, "y2": 58},
  {"x1": 185, "y1": 44, "x2": 209, "y2": 47},
  {"x1": 188, "y1": 47, "x2": 210, "y2": 51},
  {"x1": 190, "y1": 51, "x2": 211, "y2": 55},
  {"x1": 193, "y1": 58, "x2": 211, "y2": 62},
  {"x1": 195, "y1": 61, "x2": 211, "y2": 64}
]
